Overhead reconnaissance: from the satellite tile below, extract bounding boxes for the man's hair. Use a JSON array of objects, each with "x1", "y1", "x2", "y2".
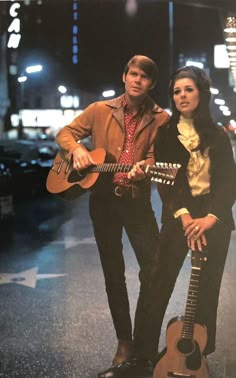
[{"x1": 123, "y1": 55, "x2": 159, "y2": 84}]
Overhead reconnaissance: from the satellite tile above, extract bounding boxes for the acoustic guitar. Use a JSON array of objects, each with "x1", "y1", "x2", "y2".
[
  {"x1": 153, "y1": 250, "x2": 209, "y2": 378},
  {"x1": 46, "y1": 148, "x2": 181, "y2": 200}
]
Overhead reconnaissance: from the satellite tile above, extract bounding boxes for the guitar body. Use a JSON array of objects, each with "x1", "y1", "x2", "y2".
[
  {"x1": 153, "y1": 316, "x2": 209, "y2": 378},
  {"x1": 46, "y1": 147, "x2": 180, "y2": 200},
  {"x1": 46, "y1": 148, "x2": 106, "y2": 200}
]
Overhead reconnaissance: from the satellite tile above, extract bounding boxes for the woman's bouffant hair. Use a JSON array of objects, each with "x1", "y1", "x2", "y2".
[
  {"x1": 123, "y1": 55, "x2": 159, "y2": 85},
  {"x1": 169, "y1": 65, "x2": 218, "y2": 153}
]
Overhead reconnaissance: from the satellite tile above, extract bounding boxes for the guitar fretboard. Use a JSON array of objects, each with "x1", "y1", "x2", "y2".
[
  {"x1": 182, "y1": 267, "x2": 201, "y2": 339},
  {"x1": 89, "y1": 163, "x2": 133, "y2": 173}
]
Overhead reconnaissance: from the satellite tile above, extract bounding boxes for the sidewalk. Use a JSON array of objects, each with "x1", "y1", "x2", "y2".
[{"x1": 0, "y1": 187, "x2": 235, "y2": 377}]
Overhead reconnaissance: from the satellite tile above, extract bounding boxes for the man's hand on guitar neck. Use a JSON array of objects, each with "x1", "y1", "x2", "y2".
[
  {"x1": 72, "y1": 146, "x2": 96, "y2": 170},
  {"x1": 127, "y1": 160, "x2": 147, "y2": 182}
]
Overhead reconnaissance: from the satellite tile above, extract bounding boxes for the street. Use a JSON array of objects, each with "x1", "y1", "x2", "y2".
[{"x1": 0, "y1": 186, "x2": 235, "y2": 378}]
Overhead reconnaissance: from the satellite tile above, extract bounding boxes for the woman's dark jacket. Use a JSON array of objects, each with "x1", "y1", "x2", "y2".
[{"x1": 154, "y1": 122, "x2": 236, "y2": 230}]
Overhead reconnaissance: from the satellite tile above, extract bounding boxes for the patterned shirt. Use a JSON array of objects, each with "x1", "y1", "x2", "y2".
[{"x1": 113, "y1": 97, "x2": 145, "y2": 187}]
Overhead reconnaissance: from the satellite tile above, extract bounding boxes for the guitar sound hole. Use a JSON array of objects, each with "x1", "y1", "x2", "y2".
[
  {"x1": 68, "y1": 170, "x2": 86, "y2": 183},
  {"x1": 177, "y1": 338, "x2": 195, "y2": 355}
]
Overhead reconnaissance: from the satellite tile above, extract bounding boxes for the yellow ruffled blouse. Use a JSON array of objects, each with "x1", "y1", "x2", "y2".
[{"x1": 177, "y1": 115, "x2": 211, "y2": 197}]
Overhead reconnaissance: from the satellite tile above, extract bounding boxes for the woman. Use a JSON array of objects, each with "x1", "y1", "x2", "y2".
[{"x1": 154, "y1": 65, "x2": 236, "y2": 356}]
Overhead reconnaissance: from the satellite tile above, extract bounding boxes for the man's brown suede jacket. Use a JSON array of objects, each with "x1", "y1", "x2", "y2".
[{"x1": 56, "y1": 94, "x2": 170, "y2": 199}]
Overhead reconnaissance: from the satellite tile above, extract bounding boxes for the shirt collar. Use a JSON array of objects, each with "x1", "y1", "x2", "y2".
[
  {"x1": 122, "y1": 95, "x2": 147, "y2": 113},
  {"x1": 177, "y1": 115, "x2": 196, "y2": 138}
]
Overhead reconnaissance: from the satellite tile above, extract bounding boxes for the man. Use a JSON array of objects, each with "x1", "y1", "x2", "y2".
[{"x1": 56, "y1": 55, "x2": 169, "y2": 377}]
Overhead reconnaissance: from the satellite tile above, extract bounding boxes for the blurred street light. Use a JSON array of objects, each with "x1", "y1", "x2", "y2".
[
  {"x1": 58, "y1": 85, "x2": 67, "y2": 94},
  {"x1": 60, "y1": 95, "x2": 79, "y2": 109},
  {"x1": 224, "y1": 18, "x2": 236, "y2": 33},
  {"x1": 219, "y1": 105, "x2": 229, "y2": 111},
  {"x1": 210, "y1": 87, "x2": 219, "y2": 94},
  {"x1": 223, "y1": 110, "x2": 231, "y2": 116},
  {"x1": 224, "y1": 17, "x2": 236, "y2": 87},
  {"x1": 125, "y1": 0, "x2": 138, "y2": 17},
  {"x1": 17, "y1": 64, "x2": 43, "y2": 138},
  {"x1": 102, "y1": 90, "x2": 115, "y2": 98},
  {"x1": 186, "y1": 60, "x2": 204, "y2": 69},
  {"x1": 25, "y1": 64, "x2": 42, "y2": 74},
  {"x1": 214, "y1": 99, "x2": 225, "y2": 105},
  {"x1": 17, "y1": 75, "x2": 27, "y2": 83}
]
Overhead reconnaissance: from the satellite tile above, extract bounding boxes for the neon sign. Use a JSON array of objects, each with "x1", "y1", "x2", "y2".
[
  {"x1": 72, "y1": 0, "x2": 79, "y2": 64},
  {"x1": 7, "y1": 1, "x2": 22, "y2": 49}
]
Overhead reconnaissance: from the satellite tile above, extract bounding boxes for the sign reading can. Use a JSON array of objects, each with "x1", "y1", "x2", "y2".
[{"x1": 7, "y1": 1, "x2": 22, "y2": 49}]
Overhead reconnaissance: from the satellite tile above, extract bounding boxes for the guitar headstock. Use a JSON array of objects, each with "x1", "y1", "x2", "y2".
[
  {"x1": 191, "y1": 249, "x2": 208, "y2": 270},
  {"x1": 145, "y1": 162, "x2": 181, "y2": 186}
]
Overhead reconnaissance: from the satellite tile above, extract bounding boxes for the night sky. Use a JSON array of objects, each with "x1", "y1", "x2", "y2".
[{"x1": 17, "y1": 0, "x2": 235, "y2": 107}]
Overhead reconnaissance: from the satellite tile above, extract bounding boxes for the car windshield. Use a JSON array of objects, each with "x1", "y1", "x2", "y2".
[{"x1": 0, "y1": 142, "x2": 39, "y2": 161}]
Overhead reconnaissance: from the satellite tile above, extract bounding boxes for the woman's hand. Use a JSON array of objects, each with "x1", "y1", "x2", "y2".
[
  {"x1": 187, "y1": 233, "x2": 207, "y2": 251},
  {"x1": 184, "y1": 215, "x2": 217, "y2": 238},
  {"x1": 180, "y1": 213, "x2": 193, "y2": 231},
  {"x1": 183, "y1": 215, "x2": 218, "y2": 251}
]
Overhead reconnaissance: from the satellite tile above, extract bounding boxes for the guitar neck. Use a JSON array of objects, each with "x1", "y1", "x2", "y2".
[
  {"x1": 182, "y1": 266, "x2": 201, "y2": 339},
  {"x1": 89, "y1": 163, "x2": 134, "y2": 173}
]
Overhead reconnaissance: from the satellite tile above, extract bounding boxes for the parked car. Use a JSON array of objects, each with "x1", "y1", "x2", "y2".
[
  {"x1": 0, "y1": 161, "x2": 14, "y2": 222},
  {"x1": 0, "y1": 139, "x2": 56, "y2": 199}
]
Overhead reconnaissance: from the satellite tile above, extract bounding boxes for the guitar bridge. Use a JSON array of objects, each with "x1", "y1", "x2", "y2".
[{"x1": 51, "y1": 159, "x2": 70, "y2": 174}]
